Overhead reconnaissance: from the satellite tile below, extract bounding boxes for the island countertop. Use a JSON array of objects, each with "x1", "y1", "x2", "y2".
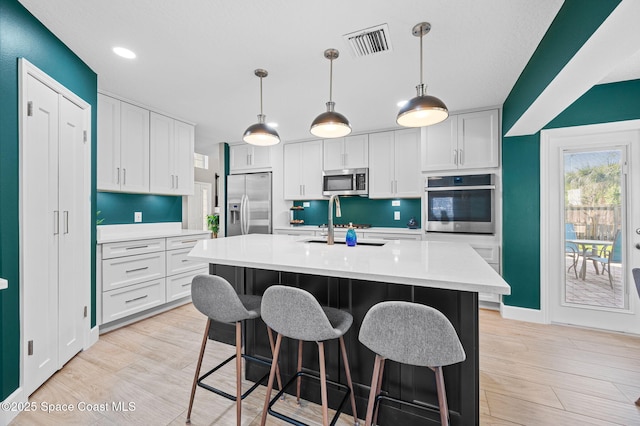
[{"x1": 188, "y1": 234, "x2": 510, "y2": 295}]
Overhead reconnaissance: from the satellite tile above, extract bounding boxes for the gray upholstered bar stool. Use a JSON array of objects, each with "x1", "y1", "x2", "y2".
[
  {"x1": 358, "y1": 301, "x2": 466, "y2": 426},
  {"x1": 259, "y1": 285, "x2": 359, "y2": 426},
  {"x1": 186, "y1": 274, "x2": 281, "y2": 425}
]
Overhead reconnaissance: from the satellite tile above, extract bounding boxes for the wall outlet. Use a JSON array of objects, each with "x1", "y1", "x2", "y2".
[
  {"x1": 303, "y1": 202, "x2": 310, "y2": 207},
  {"x1": 134, "y1": 212, "x2": 142, "y2": 223},
  {"x1": 0, "y1": 278, "x2": 7, "y2": 290},
  {"x1": 394, "y1": 211, "x2": 400, "y2": 220},
  {"x1": 392, "y1": 200, "x2": 401, "y2": 207}
]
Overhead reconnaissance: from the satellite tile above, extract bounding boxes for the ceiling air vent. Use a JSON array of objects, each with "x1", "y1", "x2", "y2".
[{"x1": 343, "y1": 23, "x2": 392, "y2": 58}]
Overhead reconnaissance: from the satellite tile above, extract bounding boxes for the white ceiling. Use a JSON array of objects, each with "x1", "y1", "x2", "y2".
[{"x1": 18, "y1": 0, "x2": 610, "y2": 151}]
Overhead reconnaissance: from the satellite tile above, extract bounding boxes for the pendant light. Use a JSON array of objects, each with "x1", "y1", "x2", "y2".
[
  {"x1": 310, "y1": 49, "x2": 351, "y2": 138},
  {"x1": 243, "y1": 69, "x2": 280, "y2": 146},
  {"x1": 396, "y1": 22, "x2": 448, "y2": 127}
]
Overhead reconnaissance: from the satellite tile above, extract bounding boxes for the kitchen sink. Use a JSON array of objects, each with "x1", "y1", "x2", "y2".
[{"x1": 301, "y1": 238, "x2": 386, "y2": 247}]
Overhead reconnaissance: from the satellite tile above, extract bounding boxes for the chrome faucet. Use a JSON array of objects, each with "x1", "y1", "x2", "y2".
[{"x1": 327, "y1": 194, "x2": 342, "y2": 245}]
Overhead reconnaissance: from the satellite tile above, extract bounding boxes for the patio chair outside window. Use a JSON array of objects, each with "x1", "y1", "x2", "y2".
[
  {"x1": 587, "y1": 230, "x2": 622, "y2": 288},
  {"x1": 565, "y1": 223, "x2": 579, "y2": 279}
]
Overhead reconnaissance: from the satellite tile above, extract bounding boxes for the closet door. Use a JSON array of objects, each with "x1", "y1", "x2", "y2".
[
  {"x1": 58, "y1": 96, "x2": 87, "y2": 365},
  {"x1": 23, "y1": 74, "x2": 59, "y2": 395}
]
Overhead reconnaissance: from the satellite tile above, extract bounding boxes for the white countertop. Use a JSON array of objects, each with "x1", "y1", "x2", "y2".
[
  {"x1": 97, "y1": 223, "x2": 210, "y2": 244},
  {"x1": 188, "y1": 234, "x2": 511, "y2": 295}
]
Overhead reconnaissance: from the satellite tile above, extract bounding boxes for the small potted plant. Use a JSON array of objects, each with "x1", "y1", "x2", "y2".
[{"x1": 207, "y1": 214, "x2": 220, "y2": 238}]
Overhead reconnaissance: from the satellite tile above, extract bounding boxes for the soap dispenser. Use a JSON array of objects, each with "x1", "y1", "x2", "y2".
[{"x1": 346, "y1": 222, "x2": 357, "y2": 247}]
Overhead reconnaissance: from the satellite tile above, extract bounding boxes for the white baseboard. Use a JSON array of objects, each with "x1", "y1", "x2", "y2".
[
  {"x1": 1, "y1": 387, "x2": 26, "y2": 425},
  {"x1": 500, "y1": 303, "x2": 547, "y2": 323}
]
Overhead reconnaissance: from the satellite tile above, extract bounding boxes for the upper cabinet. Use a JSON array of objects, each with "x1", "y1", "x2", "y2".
[
  {"x1": 284, "y1": 140, "x2": 323, "y2": 200},
  {"x1": 422, "y1": 108, "x2": 499, "y2": 172},
  {"x1": 369, "y1": 128, "x2": 422, "y2": 199},
  {"x1": 98, "y1": 94, "x2": 150, "y2": 193},
  {"x1": 323, "y1": 134, "x2": 369, "y2": 170},
  {"x1": 150, "y1": 112, "x2": 195, "y2": 195},
  {"x1": 229, "y1": 143, "x2": 271, "y2": 173}
]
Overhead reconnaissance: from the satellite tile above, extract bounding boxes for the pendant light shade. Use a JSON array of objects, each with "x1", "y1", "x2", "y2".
[
  {"x1": 310, "y1": 49, "x2": 351, "y2": 138},
  {"x1": 396, "y1": 22, "x2": 448, "y2": 128},
  {"x1": 243, "y1": 69, "x2": 280, "y2": 146}
]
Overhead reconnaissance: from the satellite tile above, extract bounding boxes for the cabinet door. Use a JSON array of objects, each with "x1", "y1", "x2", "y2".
[
  {"x1": 149, "y1": 112, "x2": 174, "y2": 194},
  {"x1": 283, "y1": 143, "x2": 303, "y2": 200},
  {"x1": 344, "y1": 134, "x2": 369, "y2": 169},
  {"x1": 323, "y1": 138, "x2": 345, "y2": 170},
  {"x1": 229, "y1": 144, "x2": 251, "y2": 171},
  {"x1": 394, "y1": 129, "x2": 422, "y2": 198},
  {"x1": 173, "y1": 120, "x2": 195, "y2": 195},
  {"x1": 97, "y1": 94, "x2": 121, "y2": 191},
  {"x1": 119, "y1": 102, "x2": 150, "y2": 193},
  {"x1": 300, "y1": 140, "x2": 323, "y2": 199},
  {"x1": 368, "y1": 131, "x2": 395, "y2": 198},
  {"x1": 457, "y1": 109, "x2": 499, "y2": 170},
  {"x1": 422, "y1": 115, "x2": 458, "y2": 172},
  {"x1": 250, "y1": 145, "x2": 272, "y2": 169}
]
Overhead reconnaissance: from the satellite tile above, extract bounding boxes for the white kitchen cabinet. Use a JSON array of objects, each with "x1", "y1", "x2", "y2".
[
  {"x1": 149, "y1": 112, "x2": 195, "y2": 195},
  {"x1": 284, "y1": 140, "x2": 323, "y2": 200},
  {"x1": 422, "y1": 109, "x2": 499, "y2": 172},
  {"x1": 97, "y1": 93, "x2": 150, "y2": 193},
  {"x1": 229, "y1": 143, "x2": 271, "y2": 172},
  {"x1": 323, "y1": 134, "x2": 368, "y2": 170},
  {"x1": 369, "y1": 128, "x2": 421, "y2": 199}
]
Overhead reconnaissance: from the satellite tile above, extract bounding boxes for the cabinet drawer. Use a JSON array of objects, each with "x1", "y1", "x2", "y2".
[
  {"x1": 363, "y1": 232, "x2": 423, "y2": 241},
  {"x1": 274, "y1": 229, "x2": 316, "y2": 236},
  {"x1": 166, "y1": 234, "x2": 209, "y2": 250},
  {"x1": 167, "y1": 267, "x2": 208, "y2": 302},
  {"x1": 102, "y1": 238, "x2": 166, "y2": 259},
  {"x1": 102, "y1": 252, "x2": 165, "y2": 291},
  {"x1": 470, "y1": 244, "x2": 499, "y2": 264},
  {"x1": 166, "y1": 248, "x2": 207, "y2": 276},
  {"x1": 102, "y1": 279, "x2": 166, "y2": 323}
]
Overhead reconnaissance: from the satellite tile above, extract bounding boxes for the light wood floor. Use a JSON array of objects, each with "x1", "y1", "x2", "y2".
[{"x1": 10, "y1": 305, "x2": 640, "y2": 425}]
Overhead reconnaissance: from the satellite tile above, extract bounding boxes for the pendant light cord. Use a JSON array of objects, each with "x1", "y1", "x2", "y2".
[
  {"x1": 419, "y1": 31, "x2": 423, "y2": 86},
  {"x1": 259, "y1": 76, "x2": 264, "y2": 115},
  {"x1": 329, "y1": 57, "x2": 333, "y2": 103}
]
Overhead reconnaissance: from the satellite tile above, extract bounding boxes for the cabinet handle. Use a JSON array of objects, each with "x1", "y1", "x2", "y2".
[
  {"x1": 459, "y1": 148, "x2": 464, "y2": 165},
  {"x1": 181, "y1": 283, "x2": 191, "y2": 287},
  {"x1": 171, "y1": 174, "x2": 174, "y2": 189},
  {"x1": 302, "y1": 184, "x2": 305, "y2": 196},
  {"x1": 180, "y1": 239, "x2": 198, "y2": 244},
  {"x1": 116, "y1": 167, "x2": 120, "y2": 184},
  {"x1": 125, "y1": 295, "x2": 148, "y2": 304},
  {"x1": 125, "y1": 245, "x2": 148, "y2": 250},
  {"x1": 176, "y1": 175, "x2": 179, "y2": 188},
  {"x1": 181, "y1": 259, "x2": 191, "y2": 263},
  {"x1": 53, "y1": 211, "x2": 59, "y2": 235},
  {"x1": 394, "y1": 180, "x2": 398, "y2": 194},
  {"x1": 391, "y1": 181, "x2": 394, "y2": 194},
  {"x1": 125, "y1": 266, "x2": 149, "y2": 273},
  {"x1": 63, "y1": 211, "x2": 69, "y2": 234},
  {"x1": 123, "y1": 168, "x2": 127, "y2": 185},
  {"x1": 453, "y1": 149, "x2": 458, "y2": 165}
]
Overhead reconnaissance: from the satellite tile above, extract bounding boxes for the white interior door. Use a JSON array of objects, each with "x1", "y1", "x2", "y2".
[
  {"x1": 542, "y1": 123, "x2": 640, "y2": 334},
  {"x1": 187, "y1": 181, "x2": 211, "y2": 230},
  {"x1": 22, "y1": 73, "x2": 60, "y2": 395}
]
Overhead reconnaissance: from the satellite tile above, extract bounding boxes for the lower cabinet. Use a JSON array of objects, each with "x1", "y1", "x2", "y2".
[{"x1": 100, "y1": 232, "x2": 209, "y2": 327}]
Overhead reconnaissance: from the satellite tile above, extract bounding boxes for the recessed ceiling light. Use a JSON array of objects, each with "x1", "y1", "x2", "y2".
[
  {"x1": 397, "y1": 100, "x2": 408, "y2": 107},
  {"x1": 113, "y1": 46, "x2": 136, "y2": 59},
  {"x1": 267, "y1": 122, "x2": 278, "y2": 128}
]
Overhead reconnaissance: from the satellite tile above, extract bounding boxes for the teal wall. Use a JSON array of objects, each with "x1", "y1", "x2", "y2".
[
  {"x1": 0, "y1": 0, "x2": 97, "y2": 400},
  {"x1": 501, "y1": 1, "x2": 637, "y2": 309},
  {"x1": 293, "y1": 198, "x2": 421, "y2": 228},
  {"x1": 97, "y1": 193, "x2": 182, "y2": 225}
]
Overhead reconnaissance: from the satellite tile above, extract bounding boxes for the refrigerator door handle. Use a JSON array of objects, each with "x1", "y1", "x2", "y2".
[
  {"x1": 244, "y1": 194, "x2": 251, "y2": 234},
  {"x1": 240, "y1": 194, "x2": 246, "y2": 234}
]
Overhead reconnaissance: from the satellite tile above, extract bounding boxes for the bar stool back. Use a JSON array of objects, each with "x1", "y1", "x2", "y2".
[
  {"x1": 359, "y1": 301, "x2": 466, "y2": 426},
  {"x1": 186, "y1": 274, "x2": 280, "y2": 425},
  {"x1": 260, "y1": 285, "x2": 359, "y2": 426}
]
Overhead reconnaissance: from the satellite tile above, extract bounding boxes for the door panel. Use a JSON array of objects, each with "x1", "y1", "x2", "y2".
[{"x1": 245, "y1": 172, "x2": 271, "y2": 234}]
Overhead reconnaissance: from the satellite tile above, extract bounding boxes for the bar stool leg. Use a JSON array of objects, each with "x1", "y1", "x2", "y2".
[
  {"x1": 339, "y1": 336, "x2": 359, "y2": 425},
  {"x1": 372, "y1": 357, "x2": 385, "y2": 426},
  {"x1": 433, "y1": 366, "x2": 449, "y2": 426},
  {"x1": 296, "y1": 340, "x2": 304, "y2": 404},
  {"x1": 235, "y1": 322, "x2": 242, "y2": 426},
  {"x1": 260, "y1": 333, "x2": 283, "y2": 426},
  {"x1": 186, "y1": 319, "x2": 211, "y2": 423},
  {"x1": 318, "y1": 341, "x2": 329, "y2": 426},
  {"x1": 364, "y1": 355, "x2": 384, "y2": 426},
  {"x1": 266, "y1": 326, "x2": 283, "y2": 392}
]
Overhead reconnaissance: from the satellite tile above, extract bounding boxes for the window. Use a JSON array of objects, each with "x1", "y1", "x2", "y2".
[{"x1": 194, "y1": 152, "x2": 209, "y2": 169}]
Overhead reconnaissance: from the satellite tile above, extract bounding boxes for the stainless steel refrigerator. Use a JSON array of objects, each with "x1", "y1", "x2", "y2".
[{"x1": 226, "y1": 172, "x2": 272, "y2": 236}]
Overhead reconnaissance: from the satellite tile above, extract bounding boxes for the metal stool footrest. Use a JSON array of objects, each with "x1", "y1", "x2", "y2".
[
  {"x1": 268, "y1": 371, "x2": 351, "y2": 426},
  {"x1": 197, "y1": 353, "x2": 271, "y2": 401},
  {"x1": 373, "y1": 394, "x2": 457, "y2": 424}
]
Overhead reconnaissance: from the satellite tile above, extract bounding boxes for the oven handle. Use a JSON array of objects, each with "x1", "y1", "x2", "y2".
[{"x1": 425, "y1": 185, "x2": 495, "y2": 191}]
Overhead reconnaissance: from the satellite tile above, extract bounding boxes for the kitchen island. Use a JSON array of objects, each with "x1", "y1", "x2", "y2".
[{"x1": 188, "y1": 234, "x2": 510, "y2": 426}]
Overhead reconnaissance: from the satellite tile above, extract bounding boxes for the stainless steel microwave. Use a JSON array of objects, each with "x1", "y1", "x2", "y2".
[
  {"x1": 322, "y1": 168, "x2": 368, "y2": 196},
  {"x1": 425, "y1": 174, "x2": 495, "y2": 234}
]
